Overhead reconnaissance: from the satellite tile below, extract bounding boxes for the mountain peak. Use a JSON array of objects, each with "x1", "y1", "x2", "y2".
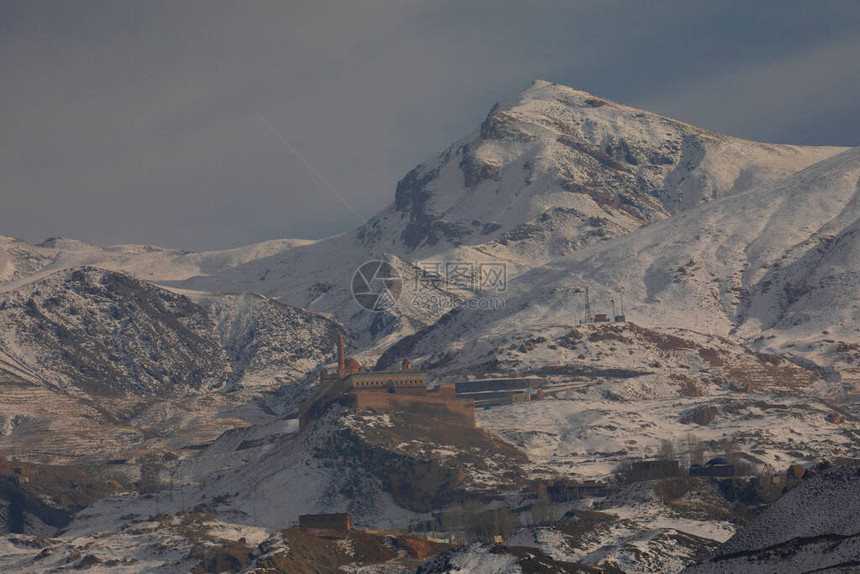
[
  {"x1": 498, "y1": 80, "x2": 614, "y2": 119},
  {"x1": 518, "y1": 78, "x2": 577, "y2": 98},
  {"x1": 521, "y1": 79, "x2": 598, "y2": 99},
  {"x1": 384, "y1": 81, "x2": 846, "y2": 256}
]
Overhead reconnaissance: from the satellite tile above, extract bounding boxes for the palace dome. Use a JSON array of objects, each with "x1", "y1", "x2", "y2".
[{"x1": 343, "y1": 357, "x2": 362, "y2": 373}]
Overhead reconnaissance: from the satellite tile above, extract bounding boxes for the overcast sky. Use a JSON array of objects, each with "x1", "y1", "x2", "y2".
[{"x1": 2, "y1": 1, "x2": 860, "y2": 251}]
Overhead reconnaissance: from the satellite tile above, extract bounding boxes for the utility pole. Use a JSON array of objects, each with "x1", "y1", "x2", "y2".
[{"x1": 584, "y1": 287, "x2": 592, "y2": 324}]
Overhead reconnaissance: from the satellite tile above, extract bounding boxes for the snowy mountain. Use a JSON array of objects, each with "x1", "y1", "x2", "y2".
[
  {"x1": 382, "y1": 80, "x2": 844, "y2": 256},
  {"x1": 0, "y1": 234, "x2": 313, "y2": 289},
  {"x1": 2, "y1": 81, "x2": 852, "y2": 362},
  {"x1": 0, "y1": 267, "x2": 339, "y2": 397},
  {"x1": 1, "y1": 80, "x2": 859, "y2": 573},
  {"x1": 372, "y1": 146, "x2": 860, "y2": 387},
  {"x1": 0, "y1": 267, "x2": 228, "y2": 397},
  {"x1": 164, "y1": 81, "x2": 847, "y2": 347},
  {"x1": 0, "y1": 267, "x2": 341, "y2": 470}
]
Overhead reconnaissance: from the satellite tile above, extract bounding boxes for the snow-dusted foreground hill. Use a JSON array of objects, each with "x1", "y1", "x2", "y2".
[{"x1": 684, "y1": 466, "x2": 860, "y2": 573}]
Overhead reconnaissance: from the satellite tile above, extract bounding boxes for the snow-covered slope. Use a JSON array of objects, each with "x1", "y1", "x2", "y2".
[
  {"x1": 373, "y1": 146, "x2": 860, "y2": 384},
  {"x1": 196, "y1": 292, "x2": 341, "y2": 391},
  {"x1": 685, "y1": 465, "x2": 860, "y2": 573},
  {"x1": 0, "y1": 267, "x2": 229, "y2": 397},
  {"x1": 0, "y1": 267, "x2": 342, "y2": 469},
  {"x1": 0, "y1": 235, "x2": 313, "y2": 291},
  {"x1": 0, "y1": 267, "x2": 340, "y2": 397},
  {"x1": 476, "y1": 369, "x2": 851, "y2": 482},
  {"x1": 417, "y1": 541, "x2": 596, "y2": 573}
]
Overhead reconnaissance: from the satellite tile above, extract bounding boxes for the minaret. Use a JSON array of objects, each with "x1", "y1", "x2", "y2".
[{"x1": 337, "y1": 332, "x2": 345, "y2": 377}]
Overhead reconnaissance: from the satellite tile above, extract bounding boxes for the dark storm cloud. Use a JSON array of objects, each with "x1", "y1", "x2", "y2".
[{"x1": 2, "y1": 1, "x2": 859, "y2": 250}]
